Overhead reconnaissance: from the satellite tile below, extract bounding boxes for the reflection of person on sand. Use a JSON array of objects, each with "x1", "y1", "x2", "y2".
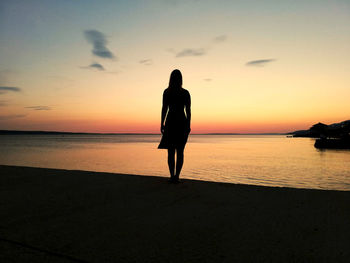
[{"x1": 158, "y1": 69, "x2": 191, "y2": 183}]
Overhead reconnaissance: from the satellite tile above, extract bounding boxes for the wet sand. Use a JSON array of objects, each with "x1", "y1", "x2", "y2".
[{"x1": 1, "y1": 165, "x2": 349, "y2": 262}]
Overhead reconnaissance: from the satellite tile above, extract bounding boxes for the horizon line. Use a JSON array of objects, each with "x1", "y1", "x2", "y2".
[{"x1": 0, "y1": 129, "x2": 289, "y2": 135}]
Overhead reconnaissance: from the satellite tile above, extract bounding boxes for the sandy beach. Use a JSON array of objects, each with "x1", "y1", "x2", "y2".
[{"x1": 0, "y1": 165, "x2": 349, "y2": 262}]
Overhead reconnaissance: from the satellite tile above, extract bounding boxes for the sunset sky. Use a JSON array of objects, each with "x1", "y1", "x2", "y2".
[{"x1": 0, "y1": 0, "x2": 349, "y2": 133}]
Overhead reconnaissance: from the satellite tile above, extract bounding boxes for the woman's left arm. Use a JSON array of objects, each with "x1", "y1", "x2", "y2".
[{"x1": 185, "y1": 92, "x2": 191, "y2": 133}]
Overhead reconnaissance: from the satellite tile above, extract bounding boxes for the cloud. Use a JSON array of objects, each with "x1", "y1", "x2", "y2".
[
  {"x1": 139, "y1": 59, "x2": 153, "y2": 66},
  {"x1": 246, "y1": 59, "x2": 276, "y2": 67},
  {"x1": 0, "y1": 86, "x2": 21, "y2": 94},
  {"x1": 213, "y1": 35, "x2": 228, "y2": 43},
  {"x1": 25, "y1": 106, "x2": 51, "y2": 111},
  {"x1": 170, "y1": 35, "x2": 227, "y2": 58},
  {"x1": 0, "y1": 114, "x2": 26, "y2": 120},
  {"x1": 0, "y1": 100, "x2": 8, "y2": 106},
  {"x1": 81, "y1": 63, "x2": 106, "y2": 71},
  {"x1": 89, "y1": 63, "x2": 105, "y2": 71},
  {"x1": 176, "y1": 48, "x2": 206, "y2": 58},
  {"x1": 84, "y1": 30, "x2": 115, "y2": 59},
  {"x1": 204, "y1": 78, "x2": 212, "y2": 82}
]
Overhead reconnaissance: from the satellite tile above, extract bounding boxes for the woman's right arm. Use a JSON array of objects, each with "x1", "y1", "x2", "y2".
[{"x1": 161, "y1": 90, "x2": 168, "y2": 134}]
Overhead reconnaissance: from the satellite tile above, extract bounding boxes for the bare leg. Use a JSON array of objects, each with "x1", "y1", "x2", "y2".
[
  {"x1": 167, "y1": 148, "x2": 175, "y2": 179},
  {"x1": 175, "y1": 146, "x2": 184, "y2": 180}
]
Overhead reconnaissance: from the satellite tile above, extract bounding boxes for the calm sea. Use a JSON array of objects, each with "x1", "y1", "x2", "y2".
[{"x1": 0, "y1": 134, "x2": 349, "y2": 190}]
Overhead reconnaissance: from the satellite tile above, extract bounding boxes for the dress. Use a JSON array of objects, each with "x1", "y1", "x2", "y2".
[{"x1": 158, "y1": 88, "x2": 190, "y2": 149}]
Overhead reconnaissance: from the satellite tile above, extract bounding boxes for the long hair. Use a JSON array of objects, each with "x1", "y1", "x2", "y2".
[{"x1": 168, "y1": 69, "x2": 182, "y2": 89}]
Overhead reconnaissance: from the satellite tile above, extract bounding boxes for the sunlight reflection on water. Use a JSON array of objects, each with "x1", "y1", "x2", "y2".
[{"x1": 0, "y1": 135, "x2": 349, "y2": 190}]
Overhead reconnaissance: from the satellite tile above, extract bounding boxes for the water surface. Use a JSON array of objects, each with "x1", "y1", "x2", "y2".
[{"x1": 0, "y1": 134, "x2": 349, "y2": 190}]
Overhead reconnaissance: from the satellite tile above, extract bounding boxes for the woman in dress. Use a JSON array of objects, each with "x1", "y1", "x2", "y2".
[{"x1": 158, "y1": 69, "x2": 191, "y2": 182}]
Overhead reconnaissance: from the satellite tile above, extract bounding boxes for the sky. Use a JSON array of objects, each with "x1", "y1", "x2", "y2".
[{"x1": 0, "y1": 0, "x2": 349, "y2": 133}]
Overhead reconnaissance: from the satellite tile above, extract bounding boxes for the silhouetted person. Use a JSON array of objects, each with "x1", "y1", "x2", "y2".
[{"x1": 158, "y1": 69, "x2": 191, "y2": 183}]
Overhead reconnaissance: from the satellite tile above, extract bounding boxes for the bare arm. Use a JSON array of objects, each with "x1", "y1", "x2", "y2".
[
  {"x1": 161, "y1": 90, "x2": 168, "y2": 134},
  {"x1": 185, "y1": 92, "x2": 191, "y2": 133}
]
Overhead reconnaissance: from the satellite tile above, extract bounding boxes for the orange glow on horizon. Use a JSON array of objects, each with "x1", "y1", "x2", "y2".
[{"x1": 2, "y1": 114, "x2": 347, "y2": 134}]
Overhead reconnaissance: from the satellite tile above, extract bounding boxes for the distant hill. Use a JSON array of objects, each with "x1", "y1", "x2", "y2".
[{"x1": 290, "y1": 120, "x2": 350, "y2": 138}]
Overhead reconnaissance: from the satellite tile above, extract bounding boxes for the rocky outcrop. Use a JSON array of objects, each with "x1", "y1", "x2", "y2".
[{"x1": 291, "y1": 120, "x2": 350, "y2": 138}]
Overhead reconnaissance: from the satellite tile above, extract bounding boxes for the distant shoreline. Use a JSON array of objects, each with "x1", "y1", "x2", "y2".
[{"x1": 0, "y1": 130, "x2": 287, "y2": 136}]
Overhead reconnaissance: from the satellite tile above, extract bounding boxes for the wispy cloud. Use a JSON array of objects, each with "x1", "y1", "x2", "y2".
[
  {"x1": 25, "y1": 106, "x2": 51, "y2": 111},
  {"x1": 139, "y1": 59, "x2": 153, "y2": 66},
  {"x1": 213, "y1": 35, "x2": 228, "y2": 43},
  {"x1": 89, "y1": 63, "x2": 105, "y2": 71},
  {"x1": 246, "y1": 59, "x2": 276, "y2": 67},
  {"x1": 170, "y1": 35, "x2": 227, "y2": 58},
  {"x1": 81, "y1": 63, "x2": 106, "y2": 71},
  {"x1": 0, "y1": 86, "x2": 21, "y2": 94},
  {"x1": 176, "y1": 48, "x2": 206, "y2": 58},
  {"x1": 204, "y1": 78, "x2": 212, "y2": 82},
  {"x1": 84, "y1": 30, "x2": 115, "y2": 59},
  {"x1": 0, "y1": 114, "x2": 26, "y2": 120}
]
